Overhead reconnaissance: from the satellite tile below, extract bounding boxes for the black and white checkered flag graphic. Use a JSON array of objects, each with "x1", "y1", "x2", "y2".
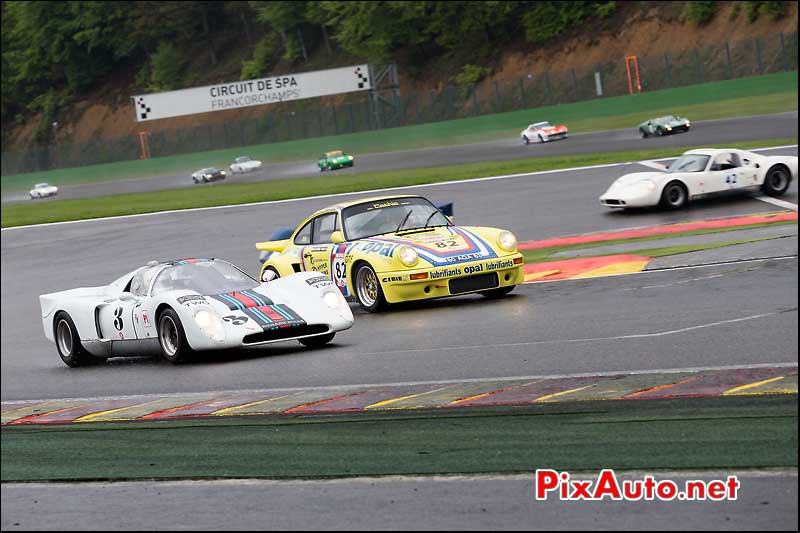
[
  {"x1": 355, "y1": 67, "x2": 368, "y2": 89},
  {"x1": 137, "y1": 97, "x2": 152, "y2": 120}
]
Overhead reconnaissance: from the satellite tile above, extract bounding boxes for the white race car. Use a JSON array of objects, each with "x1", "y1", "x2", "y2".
[
  {"x1": 30, "y1": 183, "x2": 58, "y2": 199},
  {"x1": 39, "y1": 258, "x2": 353, "y2": 366},
  {"x1": 230, "y1": 156, "x2": 262, "y2": 174},
  {"x1": 520, "y1": 121, "x2": 569, "y2": 144},
  {"x1": 600, "y1": 148, "x2": 796, "y2": 210}
]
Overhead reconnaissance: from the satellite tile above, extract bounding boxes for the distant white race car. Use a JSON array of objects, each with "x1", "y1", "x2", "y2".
[
  {"x1": 30, "y1": 182, "x2": 58, "y2": 199},
  {"x1": 520, "y1": 121, "x2": 568, "y2": 144},
  {"x1": 600, "y1": 148, "x2": 797, "y2": 210},
  {"x1": 39, "y1": 258, "x2": 353, "y2": 366},
  {"x1": 230, "y1": 156, "x2": 262, "y2": 174}
]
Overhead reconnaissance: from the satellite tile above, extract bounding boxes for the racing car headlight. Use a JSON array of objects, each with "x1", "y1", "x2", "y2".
[
  {"x1": 497, "y1": 231, "x2": 517, "y2": 252},
  {"x1": 323, "y1": 290, "x2": 344, "y2": 309},
  {"x1": 193, "y1": 309, "x2": 224, "y2": 341},
  {"x1": 204, "y1": 174, "x2": 212, "y2": 178},
  {"x1": 221, "y1": 170, "x2": 226, "y2": 175},
  {"x1": 666, "y1": 126, "x2": 672, "y2": 131},
  {"x1": 640, "y1": 179, "x2": 657, "y2": 191},
  {"x1": 348, "y1": 155, "x2": 354, "y2": 161},
  {"x1": 398, "y1": 246, "x2": 418, "y2": 267},
  {"x1": 322, "y1": 289, "x2": 351, "y2": 318}
]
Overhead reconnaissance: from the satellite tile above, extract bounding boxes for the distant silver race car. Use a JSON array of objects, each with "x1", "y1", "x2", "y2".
[
  {"x1": 230, "y1": 156, "x2": 262, "y2": 174},
  {"x1": 192, "y1": 167, "x2": 226, "y2": 183},
  {"x1": 40, "y1": 258, "x2": 353, "y2": 366},
  {"x1": 600, "y1": 148, "x2": 796, "y2": 210},
  {"x1": 30, "y1": 182, "x2": 58, "y2": 199}
]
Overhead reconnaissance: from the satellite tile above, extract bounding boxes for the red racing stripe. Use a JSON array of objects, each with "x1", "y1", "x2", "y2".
[{"x1": 228, "y1": 291, "x2": 259, "y2": 309}]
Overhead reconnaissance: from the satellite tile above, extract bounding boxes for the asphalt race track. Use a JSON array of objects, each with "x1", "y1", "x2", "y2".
[
  {"x1": 1, "y1": 111, "x2": 796, "y2": 204},
  {"x1": 3, "y1": 472, "x2": 797, "y2": 530},
  {"x1": 1, "y1": 146, "x2": 797, "y2": 401}
]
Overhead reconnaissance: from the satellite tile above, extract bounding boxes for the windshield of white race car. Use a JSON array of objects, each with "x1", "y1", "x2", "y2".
[
  {"x1": 342, "y1": 197, "x2": 451, "y2": 240},
  {"x1": 150, "y1": 260, "x2": 258, "y2": 296},
  {"x1": 667, "y1": 154, "x2": 710, "y2": 173}
]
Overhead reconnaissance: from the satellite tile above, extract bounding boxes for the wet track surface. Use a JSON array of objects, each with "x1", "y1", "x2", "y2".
[
  {"x1": 2, "y1": 111, "x2": 796, "y2": 204},
  {"x1": 3, "y1": 472, "x2": 797, "y2": 530},
  {"x1": 1, "y1": 147, "x2": 796, "y2": 401}
]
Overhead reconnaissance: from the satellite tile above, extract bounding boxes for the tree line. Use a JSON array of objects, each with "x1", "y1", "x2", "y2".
[{"x1": 1, "y1": 1, "x2": 617, "y2": 142}]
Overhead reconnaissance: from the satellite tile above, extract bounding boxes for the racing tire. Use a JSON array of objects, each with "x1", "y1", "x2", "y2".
[
  {"x1": 761, "y1": 165, "x2": 791, "y2": 197},
  {"x1": 538, "y1": 134, "x2": 545, "y2": 143},
  {"x1": 261, "y1": 266, "x2": 280, "y2": 282},
  {"x1": 298, "y1": 332, "x2": 336, "y2": 347},
  {"x1": 659, "y1": 181, "x2": 688, "y2": 210},
  {"x1": 53, "y1": 312, "x2": 98, "y2": 367},
  {"x1": 640, "y1": 129, "x2": 648, "y2": 139},
  {"x1": 481, "y1": 286, "x2": 515, "y2": 299},
  {"x1": 157, "y1": 308, "x2": 195, "y2": 364},
  {"x1": 656, "y1": 127, "x2": 664, "y2": 137},
  {"x1": 522, "y1": 136, "x2": 530, "y2": 145},
  {"x1": 354, "y1": 263, "x2": 387, "y2": 313}
]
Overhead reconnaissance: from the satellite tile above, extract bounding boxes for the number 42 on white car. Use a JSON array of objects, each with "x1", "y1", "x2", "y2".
[{"x1": 600, "y1": 148, "x2": 796, "y2": 210}]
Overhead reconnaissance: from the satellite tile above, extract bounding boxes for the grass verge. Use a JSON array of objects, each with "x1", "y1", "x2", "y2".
[
  {"x1": 2, "y1": 71, "x2": 796, "y2": 191},
  {"x1": 1, "y1": 396, "x2": 795, "y2": 481},
  {"x1": 2, "y1": 137, "x2": 795, "y2": 228}
]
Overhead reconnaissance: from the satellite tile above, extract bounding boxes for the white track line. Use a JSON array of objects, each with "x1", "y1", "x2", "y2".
[
  {"x1": 354, "y1": 312, "x2": 789, "y2": 357},
  {"x1": 638, "y1": 160, "x2": 668, "y2": 170},
  {"x1": 2, "y1": 361, "x2": 796, "y2": 406},
  {"x1": 752, "y1": 195, "x2": 798, "y2": 211},
  {"x1": 4, "y1": 144, "x2": 796, "y2": 232}
]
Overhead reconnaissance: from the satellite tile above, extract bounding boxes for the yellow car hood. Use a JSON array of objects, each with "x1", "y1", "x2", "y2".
[{"x1": 358, "y1": 225, "x2": 505, "y2": 267}]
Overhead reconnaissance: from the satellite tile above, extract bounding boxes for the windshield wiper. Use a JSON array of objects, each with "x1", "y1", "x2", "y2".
[
  {"x1": 396, "y1": 209, "x2": 413, "y2": 232},
  {"x1": 423, "y1": 210, "x2": 439, "y2": 229}
]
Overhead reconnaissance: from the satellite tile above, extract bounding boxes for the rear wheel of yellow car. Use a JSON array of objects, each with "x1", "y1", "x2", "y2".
[
  {"x1": 261, "y1": 266, "x2": 280, "y2": 282},
  {"x1": 354, "y1": 263, "x2": 386, "y2": 312}
]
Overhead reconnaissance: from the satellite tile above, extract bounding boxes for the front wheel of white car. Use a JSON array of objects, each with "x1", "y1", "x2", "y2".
[
  {"x1": 660, "y1": 181, "x2": 688, "y2": 210},
  {"x1": 762, "y1": 165, "x2": 791, "y2": 196},
  {"x1": 54, "y1": 312, "x2": 97, "y2": 367},
  {"x1": 298, "y1": 333, "x2": 336, "y2": 347},
  {"x1": 522, "y1": 135, "x2": 530, "y2": 145},
  {"x1": 157, "y1": 308, "x2": 195, "y2": 364}
]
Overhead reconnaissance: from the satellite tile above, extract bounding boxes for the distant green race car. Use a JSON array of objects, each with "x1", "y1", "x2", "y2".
[
  {"x1": 638, "y1": 115, "x2": 691, "y2": 138},
  {"x1": 318, "y1": 150, "x2": 354, "y2": 171}
]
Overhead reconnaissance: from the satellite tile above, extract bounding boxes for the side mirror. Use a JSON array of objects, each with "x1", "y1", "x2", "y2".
[{"x1": 330, "y1": 230, "x2": 344, "y2": 244}]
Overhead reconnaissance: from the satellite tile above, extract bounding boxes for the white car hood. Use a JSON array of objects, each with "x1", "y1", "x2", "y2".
[{"x1": 612, "y1": 172, "x2": 664, "y2": 185}]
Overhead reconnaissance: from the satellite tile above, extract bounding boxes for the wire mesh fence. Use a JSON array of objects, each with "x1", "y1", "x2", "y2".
[{"x1": 2, "y1": 31, "x2": 797, "y2": 176}]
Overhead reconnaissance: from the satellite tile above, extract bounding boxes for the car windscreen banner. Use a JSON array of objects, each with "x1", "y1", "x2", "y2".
[{"x1": 131, "y1": 64, "x2": 372, "y2": 122}]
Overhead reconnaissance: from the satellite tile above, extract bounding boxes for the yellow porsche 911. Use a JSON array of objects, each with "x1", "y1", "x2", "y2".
[{"x1": 255, "y1": 195, "x2": 524, "y2": 312}]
